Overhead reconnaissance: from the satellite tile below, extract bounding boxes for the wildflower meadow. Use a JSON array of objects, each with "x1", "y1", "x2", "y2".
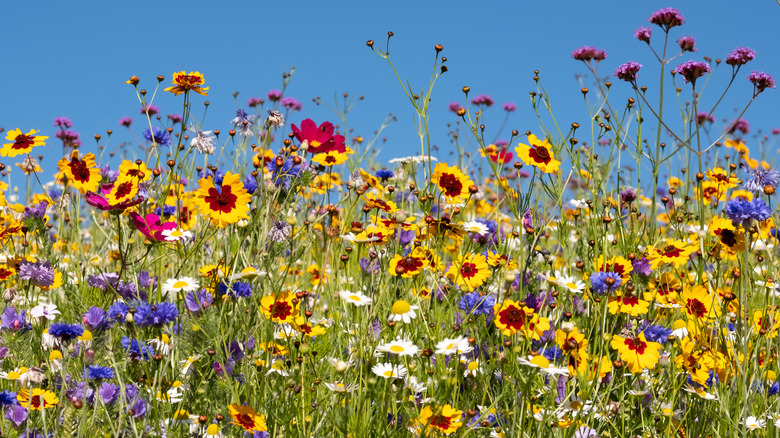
[{"x1": 2, "y1": 4, "x2": 780, "y2": 438}]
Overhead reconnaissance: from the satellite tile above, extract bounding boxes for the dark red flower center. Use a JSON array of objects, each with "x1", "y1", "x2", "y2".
[
  {"x1": 237, "y1": 413, "x2": 255, "y2": 429},
  {"x1": 270, "y1": 301, "x2": 292, "y2": 320},
  {"x1": 206, "y1": 185, "x2": 238, "y2": 214},
  {"x1": 397, "y1": 257, "x2": 424, "y2": 274},
  {"x1": 686, "y1": 298, "x2": 707, "y2": 318},
  {"x1": 625, "y1": 337, "x2": 647, "y2": 354},
  {"x1": 499, "y1": 306, "x2": 526, "y2": 330},
  {"x1": 460, "y1": 262, "x2": 478, "y2": 279},
  {"x1": 113, "y1": 181, "x2": 133, "y2": 199},
  {"x1": 13, "y1": 134, "x2": 34, "y2": 150},
  {"x1": 718, "y1": 229, "x2": 738, "y2": 247},
  {"x1": 622, "y1": 295, "x2": 639, "y2": 306},
  {"x1": 430, "y1": 414, "x2": 451, "y2": 430},
  {"x1": 438, "y1": 173, "x2": 463, "y2": 197},
  {"x1": 30, "y1": 395, "x2": 41, "y2": 408},
  {"x1": 69, "y1": 157, "x2": 91, "y2": 182},
  {"x1": 662, "y1": 245, "x2": 683, "y2": 258},
  {"x1": 529, "y1": 145, "x2": 552, "y2": 164}
]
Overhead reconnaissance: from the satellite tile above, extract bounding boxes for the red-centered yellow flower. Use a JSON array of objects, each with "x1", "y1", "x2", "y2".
[
  {"x1": 680, "y1": 285, "x2": 721, "y2": 323},
  {"x1": 494, "y1": 300, "x2": 550, "y2": 339},
  {"x1": 193, "y1": 172, "x2": 251, "y2": 227},
  {"x1": 753, "y1": 308, "x2": 780, "y2": 338},
  {"x1": 608, "y1": 294, "x2": 650, "y2": 316},
  {"x1": 487, "y1": 251, "x2": 518, "y2": 270},
  {"x1": 696, "y1": 181, "x2": 726, "y2": 206},
  {"x1": 17, "y1": 388, "x2": 58, "y2": 410},
  {"x1": 647, "y1": 240, "x2": 696, "y2": 269},
  {"x1": 709, "y1": 216, "x2": 745, "y2": 256},
  {"x1": 432, "y1": 162, "x2": 473, "y2": 201},
  {"x1": 515, "y1": 134, "x2": 560, "y2": 173},
  {"x1": 593, "y1": 255, "x2": 633, "y2": 280},
  {"x1": 228, "y1": 403, "x2": 267, "y2": 433},
  {"x1": 294, "y1": 316, "x2": 327, "y2": 337},
  {"x1": 706, "y1": 167, "x2": 740, "y2": 189},
  {"x1": 106, "y1": 179, "x2": 139, "y2": 205},
  {"x1": 417, "y1": 404, "x2": 463, "y2": 435},
  {"x1": 389, "y1": 247, "x2": 430, "y2": 278},
  {"x1": 354, "y1": 224, "x2": 394, "y2": 245},
  {"x1": 359, "y1": 169, "x2": 384, "y2": 191},
  {"x1": 260, "y1": 292, "x2": 299, "y2": 324},
  {"x1": 312, "y1": 150, "x2": 349, "y2": 166},
  {"x1": 611, "y1": 332, "x2": 661, "y2": 374},
  {"x1": 118, "y1": 160, "x2": 152, "y2": 184},
  {"x1": 675, "y1": 338, "x2": 713, "y2": 386},
  {"x1": 164, "y1": 71, "x2": 208, "y2": 96},
  {"x1": 307, "y1": 264, "x2": 328, "y2": 286},
  {"x1": 1, "y1": 129, "x2": 48, "y2": 158},
  {"x1": 555, "y1": 327, "x2": 589, "y2": 375},
  {"x1": 446, "y1": 253, "x2": 490, "y2": 291},
  {"x1": 643, "y1": 273, "x2": 680, "y2": 307},
  {"x1": 730, "y1": 189, "x2": 753, "y2": 201},
  {"x1": 363, "y1": 191, "x2": 398, "y2": 214},
  {"x1": 0, "y1": 264, "x2": 15, "y2": 281},
  {"x1": 57, "y1": 150, "x2": 102, "y2": 193}
]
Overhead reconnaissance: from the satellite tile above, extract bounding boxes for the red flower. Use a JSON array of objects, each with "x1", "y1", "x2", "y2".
[
  {"x1": 290, "y1": 119, "x2": 346, "y2": 154},
  {"x1": 129, "y1": 212, "x2": 176, "y2": 242}
]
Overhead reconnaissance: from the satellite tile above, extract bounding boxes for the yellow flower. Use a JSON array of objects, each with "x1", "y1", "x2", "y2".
[
  {"x1": 432, "y1": 162, "x2": 474, "y2": 201},
  {"x1": 611, "y1": 333, "x2": 661, "y2": 374},
  {"x1": 260, "y1": 292, "x2": 299, "y2": 324},
  {"x1": 647, "y1": 240, "x2": 696, "y2": 268},
  {"x1": 17, "y1": 388, "x2": 59, "y2": 410},
  {"x1": 193, "y1": 172, "x2": 252, "y2": 227},
  {"x1": 680, "y1": 284, "x2": 721, "y2": 323},
  {"x1": 228, "y1": 403, "x2": 267, "y2": 433},
  {"x1": 56, "y1": 150, "x2": 102, "y2": 193},
  {"x1": 446, "y1": 253, "x2": 490, "y2": 291},
  {"x1": 1, "y1": 129, "x2": 47, "y2": 157},
  {"x1": 608, "y1": 294, "x2": 650, "y2": 316},
  {"x1": 515, "y1": 134, "x2": 560, "y2": 173},
  {"x1": 705, "y1": 167, "x2": 740, "y2": 189},
  {"x1": 494, "y1": 300, "x2": 550, "y2": 339},
  {"x1": 164, "y1": 71, "x2": 208, "y2": 96},
  {"x1": 389, "y1": 247, "x2": 429, "y2": 278},
  {"x1": 312, "y1": 150, "x2": 349, "y2": 166},
  {"x1": 417, "y1": 404, "x2": 463, "y2": 435}
]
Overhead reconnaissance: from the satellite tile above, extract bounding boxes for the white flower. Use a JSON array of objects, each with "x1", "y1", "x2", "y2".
[
  {"x1": 371, "y1": 363, "x2": 407, "y2": 379},
  {"x1": 388, "y1": 300, "x2": 418, "y2": 324},
  {"x1": 189, "y1": 125, "x2": 215, "y2": 155},
  {"x1": 324, "y1": 381, "x2": 357, "y2": 393},
  {"x1": 376, "y1": 339, "x2": 419, "y2": 357},
  {"x1": 549, "y1": 275, "x2": 586, "y2": 294},
  {"x1": 405, "y1": 375, "x2": 427, "y2": 393},
  {"x1": 461, "y1": 358, "x2": 482, "y2": 377},
  {"x1": 339, "y1": 290, "x2": 372, "y2": 307},
  {"x1": 30, "y1": 303, "x2": 60, "y2": 320},
  {"x1": 180, "y1": 354, "x2": 202, "y2": 377},
  {"x1": 517, "y1": 355, "x2": 569, "y2": 376},
  {"x1": 161, "y1": 228, "x2": 193, "y2": 242},
  {"x1": 162, "y1": 277, "x2": 200, "y2": 294},
  {"x1": 229, "y1": 266, "x2": 266, "y2": 281},
  {"x1": 434, "y1": 336, "x2": 473, "y2": 356},
  {"x1": 0, "y1": 367, "x2": 28, "y2": 380},
  {"x1": 462, "y1": 221, "x2": 489, "y2": 236},
  {"x1": 743, "y1": 416, "x2": 766, "y2": 431},
  {"x1": 569, "y1": 199, "x2": 588, "y2": 209},
  {"x1": 388, "y1": 155, "x2": 438, "y2": 164},
  {"x1": 152, "y1": 384, "x2": 185, "y2": 403}
]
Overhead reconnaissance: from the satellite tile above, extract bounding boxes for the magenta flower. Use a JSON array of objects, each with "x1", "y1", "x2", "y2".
[
  {"x1": 128, "y1": 212, "x2": 176, "y2": 243},
  {"x1": 140, "y1": 104, "x2": 159, "y2": 116},
  {"x1": 448, "y1": 102, "x2": 463, "y2": 113},
  {"x1": 634, "y1": 27, "x2": 652, "y2": 44},
  {"x1": 677, "y1": 36, "x2": 696, "y2": 52},
  {"x1": 281, "y1": 97, "x2": 302, "y2": 111},
  {"x1": 53, "y1": 117, "x2": 73, "y2": 128},
  {"x1": 726, "y1": 47, "x2": 756, "y2": 67},
  {"x1": 649, "y1": 7, "x2": 685, "y2": 31},
  {"x1": 571, "y1": 46, "x2": 607, "y2": 62},
  {"x1": 84, "y1": 184, "x2": 143, "y2": 213},
  {"x1": 502, "y1": 102, "x2": 517, "y2": 112},
  {"x1": 675, "y1": 60, "x2": 710, "y2": 85},
  {"x1": 728, "y1": 118, "x2": 750, "y2": 135},
  {"x1": 247, "y1": 97, "x2": 263, "y2": 107},
  {"x1": 267, "y1": 90, "x2": 283, "y2": 101},
  {"x1": 748, "y1": 71, "x2": 776, "y2": 96},
  {"x1": 614, "y1": 61, "x2": 642, "y2": 83},
  {"x1": 470, "y1": 94, "x2": 494, "y2": 107},
  {"x1": 696, "y1": 112, "x2": 715, "y2": 125},
  {"x1": 118, "y1": 117, "x2": 133, "y2": 127}
]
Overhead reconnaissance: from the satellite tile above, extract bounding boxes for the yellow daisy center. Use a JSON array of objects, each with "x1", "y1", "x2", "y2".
[
  {"x1": 173, "y1": 280, "x2": 189, "y2": 288},
  {"x1": 391, "y1": 300, "x2": 411, "y2": 314},
  {"x1": 389, "y1": 345, "x2": 405, "y2": 353}
]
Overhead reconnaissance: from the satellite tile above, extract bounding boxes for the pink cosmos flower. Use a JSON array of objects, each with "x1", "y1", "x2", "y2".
[{"x1": 128, "y1": 212, "x2": 177, "y2": 242}]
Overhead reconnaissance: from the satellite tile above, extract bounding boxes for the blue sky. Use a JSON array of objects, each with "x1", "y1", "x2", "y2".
[{"x1": 2, "y1": 0, "x2": 778, "y2": 188}]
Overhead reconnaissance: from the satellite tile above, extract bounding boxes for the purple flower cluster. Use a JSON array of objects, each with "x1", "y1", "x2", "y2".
[
  {"x1": 118, "y1": 117, "x2": 133, "y2": 127},
  {"x1": 53, "y1": 116, "x2": 73, "y2": 128},
  {"x1": 281, "y1": 97, "x2": 302, "y2": 111},
  {"x1": 448, "y1": 102, "x2": 463, "y2": 113},
  {"x1": 571, "y1": 46, "x2": 607, "y2": 62},
  {"x1": 134, "y1": 302, "x2": 179, "y2": 328},
  {"x1": 470, "y1": 94, "x2": 495, "y2": 107},
  {"x1": 726, "y1": 47, "x2": 756, "y2": 67},
  {"x1": 727, "y1": 118, "x2": 750, "y2": 135},
  {"x1": 634, "y1": 27, "x2": 652, "y2": 44},
  {"x1": 675, "y1": 60, "x2": 710, "y2": 84},
  {"x1": 614, "y1": 61, "x2": 642, "y2": 83},
  {"x1": 648, "y1": 7, "x2": 685, "y2": 30},
  {"x1": 267, "y1": 89, "x2": 283, "y2": 101},
  {"x1": 55, "y1": 129, "x2": 81, "y2": 148},
  {"x1": 49, "y1": 322, "x2": 85, "y2": 341},
  {"x1": 247, "y1": 96, "x2": 263, "y2": 107},
  {"x1": 696, "y1": 112, "x2": 715, "y2": 125},
  {"x1": 502, "y1": 102, "x2": 517, "y2": 112},
  {"x1": 743, "y1": 167, "x2": 780, "y2": 193},
  {"x1": 748, "y1": 71, "x2": 776, "y2": 96},
  {"x1": 677, "y1": 36, "x2": 696, "y2": 52},
  {"x1": 18, "y1": 260, "x2": 55, "y2": 288}
]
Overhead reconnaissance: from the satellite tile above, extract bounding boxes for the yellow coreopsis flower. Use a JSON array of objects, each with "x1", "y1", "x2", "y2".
[
  {"x1": 17, "y1": 388, "x2": 59, "y2": 410},
  {"x1": 1, "y1": 129, "x2": 48, "y2": 157},
  {"x1": 193, "y1": 172, "x2": 251, "y2": 227},
  {"x1": 515, "y1": 134, "x2": 560, "y2": 173},
  {"x1": 647, "y1": 240, "x2": 696, "y2": 268},
  {"x1": 228, "y1": 404, "x2": 267, "y2": 433},
  {"x1": 446, "y1": 253, "x2": 490, "y2": 291},
  {"x1": 417, "y1": 404, "x2": 463, "y2": 435},
  {"x1": 165, "y1": 71, "x2": 208, "y2": 96},
  {"x1": 57, "y1": 150, "x2": 102, "y2": 193},
  {"x1": 611, "y1": 332, "x2": 661, "y2": 374},
  {"x1": 432, "y1": 162, "x2": 474, "y2": 201}
]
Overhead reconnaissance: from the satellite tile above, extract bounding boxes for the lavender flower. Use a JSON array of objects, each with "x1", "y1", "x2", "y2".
[
  {"x1": 748, "y1": 71, "x2": 776, "y2": 96},
  {"x1": 269, "y1": 221, "x2": 292, "y2": 243},
  {"x1": 675, "y1": 60, "x2": 710, "y2": 84},
  {"x1": 744, "y1": 167, "x2": 780, "y2": 193},
  {"x1": 142, "y1": 126, "x2": 171, "y2": 147},
  {"x1": 267, "y1": 89, "x2": 282, "y2": 101},
  {"x1": 98, "y1": 382, "x2": 119, "y2": 405},
  {"x1": 281, "y1": 97, "x2": 302, "y2": 111},
  {"x1": 0, "y1": 308, "x2": 27, "y2": 332},
  {"x1": 5, "y1": 405, "x2": 27, "y2": 427},
  {"x1": 502, "y1": 102, "x2": 517, "y2": 112},
  {"x1": 247, "y1": 96, "x2": 263, "y2": 107},
  {"x1": 677, "y1": 35, "x2": 696, "y2": 52},
  {"x1": 134, "y1": 302, "x2": 178, "y2": 328},
  {"x1": 632, "y1": 257, "x2": 653, "y2": 276},
  {"x1": 634, "y1": 26, "x2": 652, "y2": 43},
  {"x1": 614, "y1": 61, "x2": 642, "y2": 83},
  {"x1": 118, "y1": 117, "x2": 133, "y2": 127},
  {"x1": 724, "y1": 198, "x2": 771, "y2": 226},
  {"x1": 140, "y1": 104, "x2": 159, "y2": 116},
  {"x1": 571, "y1": 46, "x2": 607, "y2": 62},
  {"x1": 447, "y1": 102, "x2": 463, "y2": 113},
  {"x1": 648, "y1": 7, "x2": 685, "y2": 30},
  {"x1": 82, "y1": 307, "x2": 110, "y2": 331},
  {"x1": 53, "y1": 116, "x2": 73, "y2": 128},
  {"x1": 185, "y1": 289, "x2": 213, "y2": 314},
  {"x1": 167, "y1": 113, "x2": 183, "y2": 124},
  {"x1": 18, "y1": 261, "x2": 55, "y2": 288},
  {"x1": 726, "y1": 47, "x2": 756, "y2": 67},
  {"x1": 87, "y1": 273, "x2": 119, "y2": 291},
  {"x1": 470, "y1": 94, "x2": 495, "y2": 107},
  {"x1": 727, "y1": 118, "x2": 750, "y2": 135}
]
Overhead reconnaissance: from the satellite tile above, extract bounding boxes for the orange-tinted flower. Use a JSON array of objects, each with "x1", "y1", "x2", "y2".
[
  {"x1": 164, "y1": 71, "x2": 208, "y2": 96},
  {"x1": 228, "y1": 403, "x2": 267, "y2": 433},
  {"x1": 260, "y1": 292, "x2": 299, "y2": 324},
  {"x1": 446, "y1": 253, "x2": 490, "y2": 291},
  {"x1": 193, "y1": 172, "x2": 252, "y2": 227},
  {"x1": 389, "y1": 247, "x2": 429, "y2": 277},
  {"x1": 57, "y1": 150, "x2": 102, "y2": 193},
  {"x1": 417, "y1": 404, "x2": 463, "y2": 435},
  {"x1": 515, "y1": 134, "x2": 560, "y2": 173},
  {"x1": 432, "y1": 162, "x2": 473, "y2": 201},
  {"x1": 647, "y1": 240, "x2": 696, "y2": 268},
  {"x1": 1, "y1": 129, "x2": 48, "y2": 158}
]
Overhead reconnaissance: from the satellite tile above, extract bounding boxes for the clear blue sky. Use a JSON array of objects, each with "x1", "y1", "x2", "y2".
[{"x1": 2, "y1": 0, "x2": 778, "y2": 188}]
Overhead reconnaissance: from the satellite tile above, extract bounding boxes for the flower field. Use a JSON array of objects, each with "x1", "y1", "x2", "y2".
[{"x1": 1, "y1": 6, "x2": 780, "y2": 438}]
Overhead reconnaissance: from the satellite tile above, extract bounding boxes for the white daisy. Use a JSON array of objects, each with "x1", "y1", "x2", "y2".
[
  {"x1": 462, "y1": 358, "x2": 482, "y2": 377},
  {"x1": 339, "y1": 290, "x2": 373, "y2": 307},
  {"x1": 388, "y1": 155, "x2": 438, "y2": 164},
  {"x1": 162, "y1": 277, "x2": 200, "y2": 294},
  {"x1": 743, "y1": 416, "x2": 766, "y2": 431},
  {"x1": 0, "y1": 367, "x2": 28, "y2": 380},
  {"x1": 161, "y1": 228, "x2": 193, "y2": 242},
  {"x1": 549, "y1": 275, "x2": 586, "y2": 293},
  {"x1": 517, "y1": 355, "x2": 570, "y2": 376},
  {"x1": 462, "y1": 221, "x2": 489, "y2": 236},
  {"x1": 405, "y1": 375, "x2": 427, "y2": 393},
  {"x1": 371, "y1": 363, "x2": 407, "y2": 379},
  {"x1": 180, "y1": 354, "x2": 202, "y2": 377},
  {"x1": 434, "y1": 336, "x2": 473, "y2": 356},
  {"x1": 388, "y1": 300, "x2": 419, "y2": 324},
  {"x1": 376, "y1": 339, "x2": 419, "y2": 357},
  {"x1": 569, "y1": 199, "x2": 588, "y2": 209},
  {"x1": 324, "y1": 381, "x2": 358, "y2": 393}
]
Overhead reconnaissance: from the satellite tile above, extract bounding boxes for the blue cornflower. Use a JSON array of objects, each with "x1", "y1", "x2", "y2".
[
  {"x1": 266, "y1": 155, "x2": 307, "y2": 189},
  {"x1": 769, "y1": 381, "x2": 780, "y2": 396},
  {"x1": 198, "y1": 168, "x2": 225, "y2": 186},
  {"x1": 458, "y1": 292, "x2": 496, "y2": 317},
  {"x1": 84, "y1": 366, "x2": 115, "y2": 380},
  {"x1": 374, "y1": 169, "x2": 394, "y2": 181},
  {"x1": 0, "y1": 390, "x2": 17, "y2": 406},
  {"x1": 743, "y1": 167, "x2": 780, "y2": 193},
  {"x1": 121, "y1": 337, "x2": 154, "y2": 361},
  {"x1": 107, "y1": 302, "x2": 130, "y2": 323},
  {"x1": 134, "y1": 302, "x2": 178, "y2": 328},
  {"x1": 184, "y1": 289, "x2": 213, "y2": 314},
  {"x1": 87, "y1": 273, "x2": 119, "y2": 291},
  {"x1": 217, "y1": 281, "x2": 252, "y2": 298},
  {"x1": 641, "y1": 324, "x2": 672, "y2": 344},
  {"x1": 590, "y1": 271, "x2": 622, "y2": 294},
  {"x1": 244, "y1": 173, "x2": 258, "y2": 194},
  {"x1": 724, "y1": 198, "x2": 771, "y2": 226},
  {"x1": 542, "y1": 345, "x2": 564, "y2": 361},
  {"x1": 142, "y1": 126, "x2": 171, "y2": 147},
  {"x1": 48, "y1": 322, "x2": 84, "y2": 341}
]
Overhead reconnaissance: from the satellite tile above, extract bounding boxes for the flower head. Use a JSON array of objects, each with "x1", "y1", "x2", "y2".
[
  {"x1": 634, "y1": 26, "x2": 652, "y2": 43},
  {"x1": 677, "y1": 35, "x2": 696, "y2": 52},
  {"x1": 726, "y1": 47, "x2": 756, "y2": 67},
  {"x1": 470, "y1": 94, "x2": 494, "y2": 106},
  {"x1": 748, "y1": 71, "x2": 776, "y2": 96},
  {"x1": 571, "y1": 46, "x2": 607, "y2": 62},
  {"x1": 228, "y1": 404, "x2": 267, "y2": 433},
  {"x1": 432, "y1": 162, "x2": 474, "y2": 201},
  {"x1": 193, "y1": 172, "x2": 252, "y2": 227},
  {"x1": 675, "y1": 60, "x2": 710, "y2": 84},
  {"x1": 164, "y1": 71, "x2": 208, "y2": 96},
  {"x1": 134, "y1": 302, "x2": 178, "y2": 328},
  {"x1": 744, "y1": 167, "x2": 780, "y2": 193},
  {"x1": 142, "y1": 126, "x2": 171, "y2": 147},
  {"x1": 724, "y1": 198, "x2": 771, "y2": 226},
  {"x1": 18, "y1": 260, "x2": 55, "y2": 288},
  {"x1": 1, "y1": 129, "x2": 48, "y2": 158},
  {"x1": 614, "y1": 61, "x2": 642, "y2": 83},
  {"x1": 515, "y1": 134, "x2": 561, "y2": 173},
  {"x1": 649, "y1": 7, "x2": 685, "y2": 31},
  {"x1": 48, "y1": 322, "x2": 84, "y2": 341}
]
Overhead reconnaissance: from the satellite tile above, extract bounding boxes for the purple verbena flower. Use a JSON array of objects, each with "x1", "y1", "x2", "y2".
[
  {"x1": 696, "y1": 112, "x2": 715, "y2": 125},
  {"x1": 447, "y1": 102, "x2": 463, "y2": 113},
  {"x1": 53, "y1": 117, "x2": 73, "y2": 128},
  {"x1": 614, "y1": 61, "x2": 642, "y2": 83},
  {"x1": 280, "y1": 97, "x2": 302, "y2": 111},
  {"x1": 502, "y1": 102, "x2": 517, "y2": 112},
  {"x1": 267, "y1": 90, "x2": 282, "y2": 101},
  {"x1": 118, "y1": 117, "x2": 133, "y2": 127},
  {"x1": 634, "y1": 26, "x2": 652, "y2": 43},
  {"x1": 727, "y1": 118, "x2": 750, "y2": 135},
  {"x1": 677, "y1": 35, "x2": 696, "y2": 52},
  {"x1": 470, "y1": 94, "x2": 495, "y2": 107},
  {"x1": 571, "y1": 46, "x2": 607, "y2": 62},
  {"x1": 247, "y1": 96, "x2": 263, "y2": 107},
  {"x1": 726, "y1": 47, "x2": 756, "y2": 67},
  {"x1": 675, "y1": 60, "x2": 710, "y2": 84},
  {"x1": 648, "y1": 7, "x2": 685, "y2": 31},
  {"x1": 748, "y1": 71, "x2": 776, "y2": 96}
]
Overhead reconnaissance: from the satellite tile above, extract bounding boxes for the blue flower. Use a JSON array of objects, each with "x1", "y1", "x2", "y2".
[
  {"x1": 374, "y1": 169, "x2": 394, "y2": 181},
  {"x1": 121, "y1": 337, "x2": 154, "y2": 361},
  {"x1": 0, "y1": 307, "x2": 29, "y2": 332},
  {"x1": 184, "y1": 289, "x2": 213, "y2": 314},
  {"x1": 724, "y1": 198, "x2": 771, "y2": 226},
  {"x1": 84, "y1": 366, "x2": 115, "y2": 380},
  {"x1": 82, "y1": 306, "x2": 110, "y2": 331},
  {"x1": 217, "y1": 281, "x2": 252, "y2": 298},
  {"x1": 142, "y1": 126, "x2": 171, "y2": 147},
  {"x1": 542, "y1": 345, "x2": 564, "y2": 361},
  {"x1": 48, "y1": 322, "x2": 84, "y2": 341},
  {"x1": 590, "y1": 272, "x2": 622, "y2": 294},
  {"x1": 631, "y1": 257, "x2": 652, "y2": 276},
  {"x1": 107, "y1": 302, "x2": 130, "y2": 323},
  {"x1": 458, "y1": 292, "x2": 495, "y2": 317},
  {"x1": 98, "y1": 382, "x2": 119, "y2": 405},
  {"x1": 769, "y1": 381, "x2": 780, "y2": 396},
  {"x1": 17, "y1": 261, "x2": 55, "y2": 288},
  {"x1": 0, "y1": 390, "x2": 17, "y2": 406},
  {"x1": 744, "y1": 167, "x2": 780, "y2": 193},
  {"x1": 640, "y1": 324, "x2": 672, "y2": 344},
  {"x1": 244, "y1": 174, "x2": 258, "y2": 194},
  {"x1": 134, "y1": 302, "x2": 178, "y2": 328}
]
